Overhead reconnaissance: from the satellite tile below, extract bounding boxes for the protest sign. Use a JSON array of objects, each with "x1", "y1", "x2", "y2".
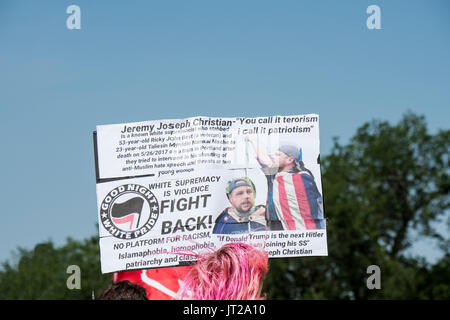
[{"x1": 94, "y1": 115, "x2": 327, "y2": 274}]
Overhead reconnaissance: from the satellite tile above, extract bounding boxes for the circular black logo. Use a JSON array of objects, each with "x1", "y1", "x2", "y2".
[{"x1": 100, "y1": 184, "x2": 159, "y2": 239}]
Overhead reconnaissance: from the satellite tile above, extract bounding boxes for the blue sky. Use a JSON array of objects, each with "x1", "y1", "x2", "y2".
[{"x1": 0, "y1": 1, "x2": 449, "y2": 265}]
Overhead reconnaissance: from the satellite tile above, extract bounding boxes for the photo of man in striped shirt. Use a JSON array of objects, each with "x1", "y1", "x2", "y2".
[{"x1": 246, "y1": 136, "x2": 325, "y2": 231}]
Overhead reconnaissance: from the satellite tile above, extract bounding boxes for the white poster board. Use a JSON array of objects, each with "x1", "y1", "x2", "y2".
[{"x1": 94, "y1": 115, "x2": 327, "y2": 273}]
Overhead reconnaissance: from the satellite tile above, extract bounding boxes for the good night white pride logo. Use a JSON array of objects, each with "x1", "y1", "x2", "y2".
[{"x1": 100, "y1": 184, "x2": 160, "y2": 239}]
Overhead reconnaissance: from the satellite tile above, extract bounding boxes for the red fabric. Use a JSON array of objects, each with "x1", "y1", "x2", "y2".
[
  {"x1": 114, "y1": 266, "x2": 192, "y2": 300},
  {"x1": 292, "y1": 173, "x2": 316, "y2": 229},
  {"x1": 276, "y1": 175, "x2": 296, "y2": 230}
]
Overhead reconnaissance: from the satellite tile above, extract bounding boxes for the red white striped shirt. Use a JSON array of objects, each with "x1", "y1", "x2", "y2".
[{"x1": 272, "y1": 171, "x2": 319, "y2": 230}]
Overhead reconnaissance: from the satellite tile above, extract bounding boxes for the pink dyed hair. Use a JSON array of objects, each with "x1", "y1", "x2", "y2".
[{"x1": 177, "y1": 242, "x2": 268, "y2": 300}]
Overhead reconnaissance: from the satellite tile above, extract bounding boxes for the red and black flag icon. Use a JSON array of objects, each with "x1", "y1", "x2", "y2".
[{"x1": 111, "y1": 197, "x2": 145, "y2": 230}]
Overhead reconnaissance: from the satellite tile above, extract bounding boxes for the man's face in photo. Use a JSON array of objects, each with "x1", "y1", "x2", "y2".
[
  {"x1": 270, "y1": 151, "x2": 294, "y2": 170},
  {"x1": 228, "y1": 185, "x2": 255, "y2": 213}
]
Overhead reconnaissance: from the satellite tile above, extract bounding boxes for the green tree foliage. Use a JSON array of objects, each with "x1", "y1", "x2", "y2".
[
  {"x1": 264, "y1": 112, "x2": 449, "y2": 299},
  {"x1": 0, "y1": 236, "x2": 111, "y2": 299}
]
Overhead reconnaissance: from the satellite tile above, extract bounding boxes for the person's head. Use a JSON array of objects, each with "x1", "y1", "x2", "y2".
[
  {"x1": 98, "y1": 280, "x2": 148, "y2": 300},
  {"x1": 226, "y1": 178, "x2": 256, "y2": 213},
  {"x1": 270, "y1": 145, "x2": 301, "y2": 172},
  {"x1": 177, "y1": 242, "x2": 268, "y2": 300}
]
